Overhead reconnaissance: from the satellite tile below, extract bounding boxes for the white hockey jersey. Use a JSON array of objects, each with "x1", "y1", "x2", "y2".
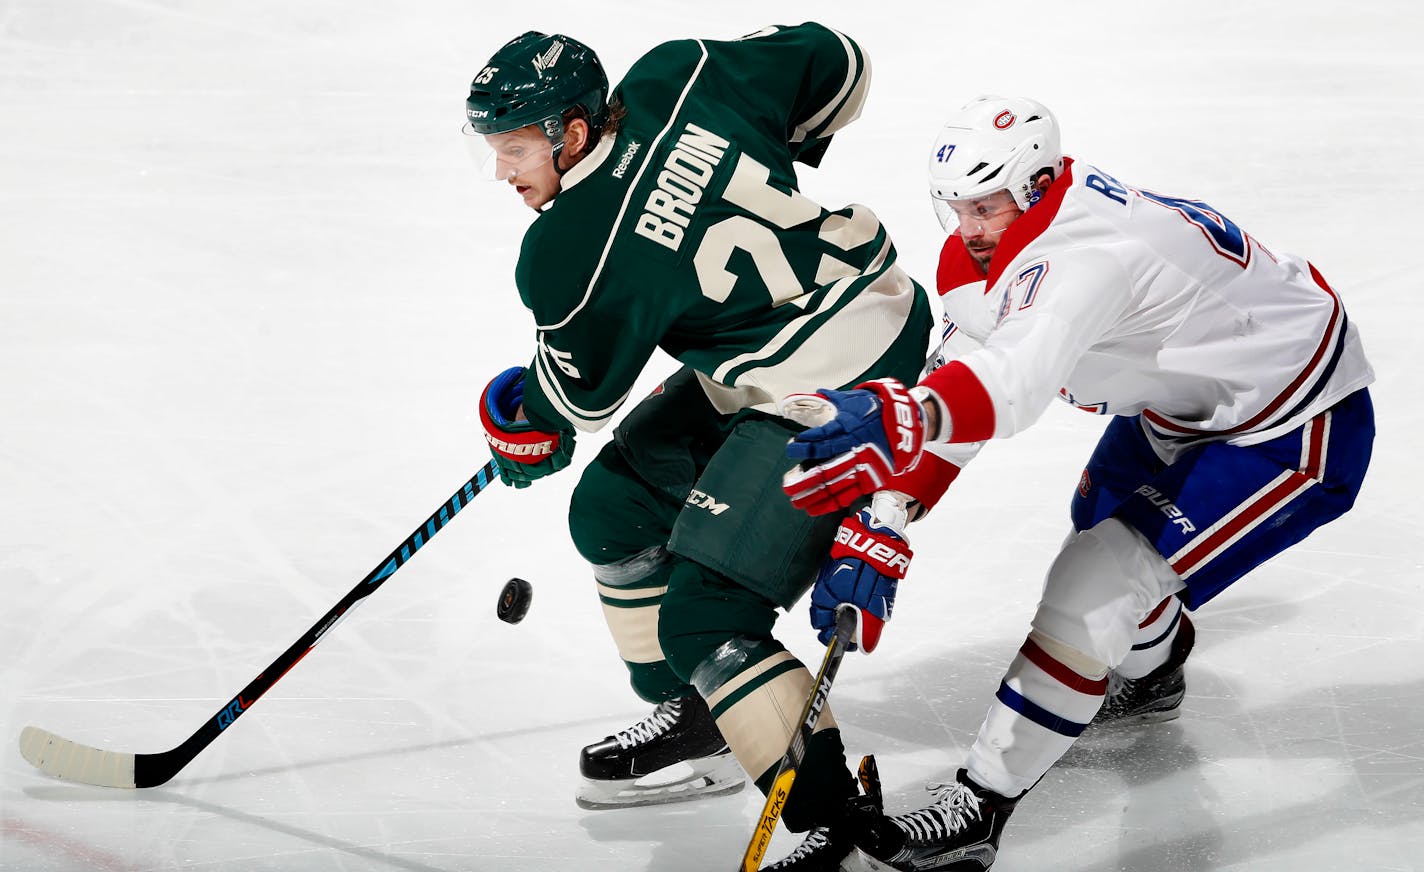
[{"x1": 921, "y1": 157, "x2": 1374, "y2": 465}]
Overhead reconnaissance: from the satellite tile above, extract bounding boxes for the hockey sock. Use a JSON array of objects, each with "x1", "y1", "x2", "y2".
[
  {"x1": 965, "y1": 633, "x2": 1108, "y2": 796},
  {"x1": 753, "y1": 727, "x2": 858, "y2": 833},
  {"x1": 1114, "y1": 595, "x2": 1184, "y2": 680}
]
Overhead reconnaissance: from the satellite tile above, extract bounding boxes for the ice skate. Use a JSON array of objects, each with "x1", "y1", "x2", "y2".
[
  {"x1": 762, "y1": 757, "x2": 887, "y2": 871},
  {"x1": 1092, "y1": 612, "x2": 1195, "y2": 728},
  {"x1": 760, "y1": 827, "x2": 850, "y2": 871},
  {"x1": 856, "y1": 769, "x2": 1020, "y2": 872},
  {"x1": 576, "y1": 694, "x2": 745, "y2": 809}
]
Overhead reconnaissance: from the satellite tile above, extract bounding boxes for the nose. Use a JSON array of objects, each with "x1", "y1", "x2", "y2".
[{"x1": 958, "y1": 215, "x2": 991, "y2": 238}]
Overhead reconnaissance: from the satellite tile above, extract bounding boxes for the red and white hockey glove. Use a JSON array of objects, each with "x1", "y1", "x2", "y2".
[
  {"x1": 809, "y1": 505, "x2": 912, "y2": 654},
  {"x1": 781, "y1": 379, "x2": 927, "y2": 516},
  {"x1": 479, "y1": 366, "x2": 575, "y2": 489}
]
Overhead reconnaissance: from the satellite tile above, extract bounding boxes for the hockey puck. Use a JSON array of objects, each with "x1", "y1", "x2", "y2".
[{"x1": 497, "y1": 577, "x2": 533, "y2": 624}]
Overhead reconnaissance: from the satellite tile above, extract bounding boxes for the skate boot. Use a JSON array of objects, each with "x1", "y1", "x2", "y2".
[
  {"x1": 763, "y1": 757, "x2": 888, "y2": 871},
  {"x1": 761, "y1": 827, "x2": 848, "y2": 871},
  {"x1": 1092, "y1": 612, "x2": 1195, "y2": 728},
  {"x1": 576, "y1": 694, "x2": 745, "y2": 809},
  {"x1": 856, "y1": 769, "x2": 1021, "y2": 872}
]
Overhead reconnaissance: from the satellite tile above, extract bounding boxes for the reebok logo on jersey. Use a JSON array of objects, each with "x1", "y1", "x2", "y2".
[
  {"x1": 1135, "y1": 485, "x2": 1197, "y2": 534},
  {"x1": 612, "y1": 140, "x2": 641, "y2": 179},
  {"x1": 634, "y1": 123, "x2": 728, "y2": 253}
]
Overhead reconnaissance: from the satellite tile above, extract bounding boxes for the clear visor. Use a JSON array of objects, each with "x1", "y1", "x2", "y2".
[
  {"x1": 930, "y1": 190, "x2": 1022, "y2": 235},
  {"x1": 461, "y1": 123, "x2": 556, "y2": 182}
]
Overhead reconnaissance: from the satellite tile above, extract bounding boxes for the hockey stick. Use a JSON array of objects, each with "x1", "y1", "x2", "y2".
[
  {"x1": 18, "y1": 461, "x2": 501, "y2": 789},
  {"x1": 738, "y1": 604, "x2": 859, "y2": 872}
]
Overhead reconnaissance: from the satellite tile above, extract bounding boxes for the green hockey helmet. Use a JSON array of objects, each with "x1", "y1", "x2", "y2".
[{"x1": 465, "y1": 31, "x2": 609, "y2": 153}]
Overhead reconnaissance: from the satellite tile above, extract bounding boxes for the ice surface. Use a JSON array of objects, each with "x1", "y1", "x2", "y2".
[{"x1": 3, "y1": 1, "x2": 1421, "y2": 870}]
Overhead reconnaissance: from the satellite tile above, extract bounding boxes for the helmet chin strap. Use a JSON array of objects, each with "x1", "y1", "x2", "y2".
[
  {"x1": 544, "y1": 114, "x2": 604, "y2": 177},
  {"x1": 538, "y1": 115, "x2": 573, "y2": 176}
]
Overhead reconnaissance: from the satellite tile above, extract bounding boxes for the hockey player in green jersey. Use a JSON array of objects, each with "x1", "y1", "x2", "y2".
[{"x1": 465, "y1": 24, "x2": 933, "y2": 868}]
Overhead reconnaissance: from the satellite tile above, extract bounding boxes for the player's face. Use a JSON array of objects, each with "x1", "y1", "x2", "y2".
[
  {"x1": 482, "y1": 125, "x2": 562, "y2": 211},
  {"x1": 942, "y1": 190, "x2": 1023, "y2": 269}
]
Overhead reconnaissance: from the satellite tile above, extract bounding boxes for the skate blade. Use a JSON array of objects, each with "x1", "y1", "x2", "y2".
[
  {"x1": 575, "y1": 754, "x2": 746, "y2": 810},
  {"x1": 852, "y1": 850, "x2": 896, "y2": 872},
  {"x1": 1091, "y1": 703, "x2": 1183, "y2": 730}
]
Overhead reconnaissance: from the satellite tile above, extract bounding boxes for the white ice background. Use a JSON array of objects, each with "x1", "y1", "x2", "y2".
[{"x1": 2, "y1": 1, "x2": 1422, "y2": 870}]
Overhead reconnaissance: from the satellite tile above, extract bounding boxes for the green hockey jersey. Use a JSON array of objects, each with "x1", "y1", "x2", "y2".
[{"x1": 515, "y1": 22, "x2": 931, "y2": 433}]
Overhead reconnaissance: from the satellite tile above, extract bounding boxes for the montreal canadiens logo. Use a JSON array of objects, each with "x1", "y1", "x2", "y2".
[{"x1": 994, "y1": 110, "x2": 1016, "y2": 129}]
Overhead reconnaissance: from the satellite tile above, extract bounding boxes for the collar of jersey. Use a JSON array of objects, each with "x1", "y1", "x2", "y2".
[
  {"x1": 561, "y1": 135, "x2": 618, "y2": 191},
  {"x1": 985, "y1": 156, "x2": 1076, "y2": 287}
]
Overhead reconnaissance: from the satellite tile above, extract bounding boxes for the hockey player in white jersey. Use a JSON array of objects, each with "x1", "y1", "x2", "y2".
[{"x1": 778, "y1": 95, "x2": 1375, "y2": 870}]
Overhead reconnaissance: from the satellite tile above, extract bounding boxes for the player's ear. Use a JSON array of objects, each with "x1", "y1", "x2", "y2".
[{"x1": 565, "y1": 118, "x2": 591, "y2": 159}]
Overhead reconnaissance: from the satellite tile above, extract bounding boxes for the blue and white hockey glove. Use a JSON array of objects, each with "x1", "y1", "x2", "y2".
[
  {"x1": 479, "y1": 366, "x2": 575, "y2": 489},
  {"x1": 781, "y1": 379, "x2": 927, "y2": 516},
  {"x1": 810, "y1": 503, "x2": 913, "y2": 654}
]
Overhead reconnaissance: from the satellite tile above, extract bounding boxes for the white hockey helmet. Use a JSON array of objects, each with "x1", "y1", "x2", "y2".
[{"x1": 928, "y1": 96, "x2": 1063, "y2": 229}]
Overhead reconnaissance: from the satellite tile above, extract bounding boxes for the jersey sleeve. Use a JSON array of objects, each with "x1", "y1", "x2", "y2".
[
  {"x1": 513, "y1": 230, "x2": 674, "y2": 434},
  {"x1": 898, "y1": 243, "x2": 990, "y2": 512},
  {"x1": 707, "y1": 22, "x2": 871, "y2": 166},
  {"x1": 886, "y1": 442, "x2": 978, "y2": 514},
  {"x1": 922, "y1": 246, "x2": 1135, "y2": 442},
  {"x1": 521, "y1": 321, "x2": 660, "y2": 434}
]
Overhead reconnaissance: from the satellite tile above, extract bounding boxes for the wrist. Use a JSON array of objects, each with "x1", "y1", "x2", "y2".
[
  {"x1": 483, "y1": 366, "x2": 529, "y2": 428},
  {"x1": 910, "y1": 386, "x2": 950, "y2": 442},
  {"x1": 867, "y1": 491, "x2": 910, "y2": 535}
]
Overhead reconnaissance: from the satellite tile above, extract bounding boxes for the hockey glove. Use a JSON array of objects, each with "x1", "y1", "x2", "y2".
[
  {"x1": 479, "y1": 366, "x2": 575, "y2": 489},
  {"x1": 810, "y1": 506, "x2": 912, "y2": 654},
  {"x1": 781, "y1": 379, "x2": 927, "y2": 516}
]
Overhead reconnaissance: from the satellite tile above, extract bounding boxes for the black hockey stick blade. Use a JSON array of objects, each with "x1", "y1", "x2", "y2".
[
  {"x1": 738, "y1": 604, "x2": 858, "y2": 871},
  {"x1": 18, "y1": 462, "x2": 501, "y2": 788}
]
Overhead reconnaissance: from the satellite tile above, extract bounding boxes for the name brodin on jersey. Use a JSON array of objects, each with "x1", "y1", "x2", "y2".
[{"x1": 634, "y1": 123, "x2": 729, "y2": 252}]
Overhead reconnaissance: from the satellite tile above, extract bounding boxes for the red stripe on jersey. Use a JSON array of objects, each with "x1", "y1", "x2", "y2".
[
  {"x1": 921, "y1": 360, "x2": 996, "y2": 443},
  {"x1": 1144, "y1": 263, "x2": 1343, "y2": 437},
  {"x1": 886, "y1": 451, "x2": 961, "y2": 512},
  {"x1": 1021, "y1": 638, "x2": 1108, "y2": 695},
  {"x1": 937, "y1": 231, "x2": 987, "y2": 295},
  {"x1": 986, "y1": 158, "x2": 1076, "y2": 288}
]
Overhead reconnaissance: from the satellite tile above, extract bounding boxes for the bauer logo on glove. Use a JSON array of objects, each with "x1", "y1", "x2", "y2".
[
  {"x1": 779, "y1": 379, "x2": 927, "y2": 515},
  {"x1": 834, "y1": 522, "x2": 912, "y2": 576},
  {"x1": 809, "y1": 505, "x2": 913, "y2": 654}
]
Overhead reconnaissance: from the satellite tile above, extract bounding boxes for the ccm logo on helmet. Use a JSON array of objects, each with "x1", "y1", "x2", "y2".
[{"x1": 994, "y1": 110, "x2": 1017, "y2": 129}]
